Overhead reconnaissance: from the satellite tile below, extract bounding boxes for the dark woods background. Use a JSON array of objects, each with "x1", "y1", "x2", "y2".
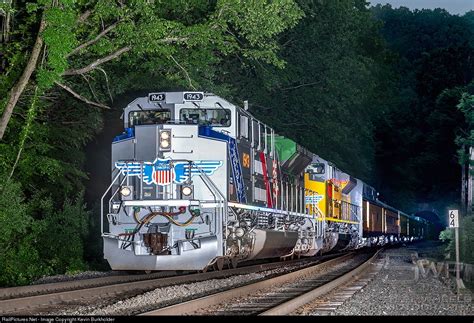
[{"x1": 0, "y1": 0, "x2": 473, "y2": 286}]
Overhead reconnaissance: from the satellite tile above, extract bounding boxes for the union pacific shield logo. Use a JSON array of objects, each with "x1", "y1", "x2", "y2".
[
  {"x1": 149, "y1": 159, "x2": 175, "y2": 185},
  {"x1": 115, "y1": 158, "x2": 222, "y2": 186}
]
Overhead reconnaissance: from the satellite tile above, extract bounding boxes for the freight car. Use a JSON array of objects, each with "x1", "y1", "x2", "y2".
[
  {"x1": 101, "y1": 92, "x2": 428, "y2": 271},
  {"x1": 362, "y1": 184, "x2": 427, "y2": 245}
]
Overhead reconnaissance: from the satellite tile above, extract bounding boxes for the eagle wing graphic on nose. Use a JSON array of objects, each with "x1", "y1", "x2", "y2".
[{"x1": 115, "y1": 160, "x2": 223, "y2": 185}]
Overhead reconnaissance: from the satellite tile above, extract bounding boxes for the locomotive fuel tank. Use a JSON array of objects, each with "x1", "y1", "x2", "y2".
[{"x1": 247, "y1": 229, "x2": 299, "y2": 260}]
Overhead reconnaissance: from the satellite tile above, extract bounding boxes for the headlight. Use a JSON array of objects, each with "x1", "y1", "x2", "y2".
[
  {"x1": 120, "y1": 186, "x2": 131, "y2": 197},
  {"x1": 160, "y1": 131, "x2": 170, "y2": 140},
  {"x1": 160, "y1": 139, "x2": 170, "y2": 148},
  {"x1": 159, "y1": 130, "x2": 171, "y2": 150},
  {"x1": 182, "y1": 186, "x2": 193, "y2": 196}
]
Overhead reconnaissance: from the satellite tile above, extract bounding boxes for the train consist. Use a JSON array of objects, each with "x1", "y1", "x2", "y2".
[{"x1": 101, "y1": 92, "x2": 430, "y2": 271}]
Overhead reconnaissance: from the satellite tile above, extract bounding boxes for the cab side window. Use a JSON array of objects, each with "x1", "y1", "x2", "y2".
[
  {"x1": 260, "y1": 123, "x2": 266, "y2": 152},
  {"x1": 252, "y1": 119, "x2": 259, "y2": 148},
  {"x1": 239, "y1": 115, "x2": 250, "y2": 139}
]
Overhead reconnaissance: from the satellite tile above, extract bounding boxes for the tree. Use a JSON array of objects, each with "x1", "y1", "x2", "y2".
[
  {"x1": 220, "y1": 0, "x2": 396, "y2": 181},
  {"x1": 0, "y1": 0, "x2": 303, "y2": 140},
  {"x1": 456, "y1": 86, "x2": 474, "y2": 165},
  {"x1": 371, "y1": 5, "x2": 474, "y2": 212}
]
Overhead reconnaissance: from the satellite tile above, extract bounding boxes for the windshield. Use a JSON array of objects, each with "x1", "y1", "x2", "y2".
[
  {"x1": 129, "y1": 110, "x2": 171, "y2": 126},
  {"x1": 180, "y1": 108, "x2": 231, "y2": 127}
]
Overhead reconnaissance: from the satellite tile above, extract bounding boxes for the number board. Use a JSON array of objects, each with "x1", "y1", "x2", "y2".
[
  {"x1": 183, "y1": 92, "x2": 204, "y2": 102},
  {"x1": 448, "y1": 209, "x2": 459, "y2": 228},
  {"x1": 148, "y1": 93, "x2": 166, "y2": 102}
]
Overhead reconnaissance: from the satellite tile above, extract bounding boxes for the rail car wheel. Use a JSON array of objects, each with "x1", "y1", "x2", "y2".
[{"x1": 144, "y1": 270, "x2": 152, "y2": 274}]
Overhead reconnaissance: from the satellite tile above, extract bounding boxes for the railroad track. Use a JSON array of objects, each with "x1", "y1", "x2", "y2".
[
  {"x1": 141, "y1": 248, "x2": 383, "y2": 316},
  {"x1": 293, "y1": 262, "x2": 383, "y2": 315},
  {"x1": 0, "y1": 271, "x2": 184, "y2": 300},
  {"x1": 0, "y1": 255, "x2": 331, "y2": 315}
]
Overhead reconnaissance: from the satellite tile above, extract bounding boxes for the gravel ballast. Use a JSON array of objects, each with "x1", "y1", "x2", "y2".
[
  {"x1": 44, "y1": 262, "x2": 317, "y2": 315},
  {"x1": 327, "y1": 242, "x2": 473, "y2": 316},
  {"x1": 31, "y1": 271, "x2": 121, "y2": 285}
]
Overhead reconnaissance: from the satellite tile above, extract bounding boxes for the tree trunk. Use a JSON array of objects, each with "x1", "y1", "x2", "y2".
[{"x1": 0, "y1": 15, "x2": 45, "y2": 140}]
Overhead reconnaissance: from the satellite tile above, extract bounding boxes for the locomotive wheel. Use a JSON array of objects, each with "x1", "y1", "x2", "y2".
[
  {"x1": 216, "y1": 258, "x2": 225, "y2": 271},
  {"x1": 231, "y1": 258, "x2": 238, "y2": 269}
]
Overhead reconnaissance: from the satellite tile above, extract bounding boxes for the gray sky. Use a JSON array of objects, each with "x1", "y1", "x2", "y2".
[{"x1": 368, "y1": 0, "x2": 474, "y2": 15}]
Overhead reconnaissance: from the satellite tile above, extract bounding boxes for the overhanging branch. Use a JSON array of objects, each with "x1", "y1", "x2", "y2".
[
  {"x1": 77, "y1": 10, "x2": 91, "y2": 24},
  {"x1": 67, "y1": 21, "x2": 120, "y2": 57},
  {"x1": 55, "y1": 82, "x2": 110, "y2": 109},
  {"x1": 170, "y1": 55, "x2": 196, "y2": 90},
  {"x1": 63, "y1": 37, "x2": 187, "y2": 76},
  {"x1": 281, "y1": 81, "x2": 322, "y2": 91},
  {"x1": 63, "y1": 46, "x2": 131, "y2": 76}
]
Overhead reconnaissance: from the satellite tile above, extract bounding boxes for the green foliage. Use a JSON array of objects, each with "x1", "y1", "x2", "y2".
[
  {"x1": 456, "y1": 90, "x2": 474, "y2": 165},
  {"x1": 439, "y1": 228, "x2": 453, "y2": 242},
  {"x1": 25, "y1": 3, "x2": 38, "y2": 13},
  {"x1": 372, "y1": 5, "x2": 474, "y2": 212},
  {"x1": 82, "y1": 0, "x2": 302, "y2": 95},
  {"x1": 0, "y1": 179, "x2": 43, "y2": 286},
  {"x1": 216, "y1": 0, "x2": 303, "y2": 67},
  {"x1": 439, "y1": 228, "x2": 454, "y2": 258},
  {"x1": 0, "y1": 88, "x2": 98, "y2": 285},
  {"x1": 37, "y1": 4, "x2": 77, "y2": 90},
  {"x1": 0, "y1": 178, "x2": 88, "y2": 285},
  {"x1": 460, "y1": 217, "x2": 474, "y2": 264},
  {"x1": 439, "y1": 217, "x2": 474, "y2": 264},
  {"x1": 219, "y1": 0, "x2": 394, "y2": 181},
  {"x1": 36, "y1": 195, "x2": 89, "y2": 273}
]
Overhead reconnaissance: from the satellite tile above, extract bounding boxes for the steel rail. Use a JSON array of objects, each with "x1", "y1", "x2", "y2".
[
  {"x1": 0, "y1": 256, "x2": 324, "y2": 315},
  {"x1": 140, "y1": 252, "x2": 356, "y2": 316},
  {"x1": 0, "y1": 271, "x2": 180, "y2": 300}
]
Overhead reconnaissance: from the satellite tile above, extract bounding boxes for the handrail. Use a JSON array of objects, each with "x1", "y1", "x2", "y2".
[
  {"x1": 100, "y1": 171, "x2": 123, "y2": 235},
  {"x1": 188, "y1": 161, "x2": 228, "y2": 255}
]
